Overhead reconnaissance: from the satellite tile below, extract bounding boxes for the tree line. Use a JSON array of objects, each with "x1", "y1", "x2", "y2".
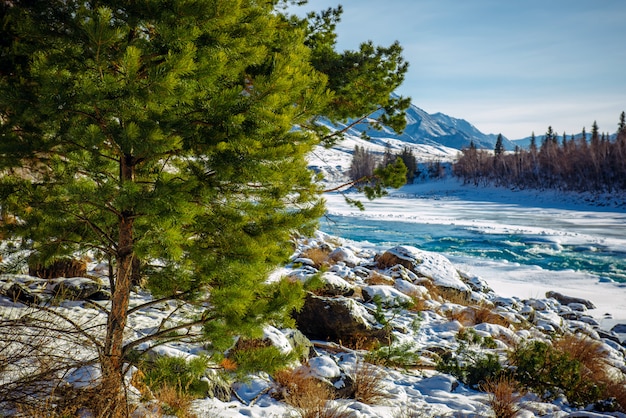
[
  {"x1": 454, "y1": 113, "x2": 626, "y2": 193},
  {"x1": 349, "y1": 143, "x2": 418, "y2": 184}
]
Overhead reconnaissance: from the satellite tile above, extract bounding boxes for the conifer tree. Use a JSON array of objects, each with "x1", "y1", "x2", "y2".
[
  {"x1": 0, "y1": 0, "x2": 409, "y2": 410},
  {"x1": 399, "y1": 146, "x2": 418, "y2": 183},
  {"x1": 494, "y1": 133, "x2": 504, "y2": 156}
]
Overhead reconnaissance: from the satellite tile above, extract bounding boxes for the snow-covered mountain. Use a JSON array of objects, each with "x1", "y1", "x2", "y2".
[
  {"x1": 323, "y1": 101, "x2": 516, "y2": 151},
  {"x1": 309, "y1": 100, "x2": 515, "y2": 185}
]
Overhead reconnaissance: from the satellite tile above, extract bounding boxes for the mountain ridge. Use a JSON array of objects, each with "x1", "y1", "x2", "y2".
[{"x1": 326, "y1": 100, "x2": 517, "y2": 151}]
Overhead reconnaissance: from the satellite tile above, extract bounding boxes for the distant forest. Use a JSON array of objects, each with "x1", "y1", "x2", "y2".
[{"x1": 453, "y1": 112, "x2": 626, "y2": 193}]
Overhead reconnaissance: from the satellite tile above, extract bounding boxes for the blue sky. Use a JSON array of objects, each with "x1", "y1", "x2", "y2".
[{"x1": 295, "y1": 0, "x2": 626, "y2": 139}]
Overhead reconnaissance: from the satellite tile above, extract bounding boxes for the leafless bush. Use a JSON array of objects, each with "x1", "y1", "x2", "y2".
[{"x1": 0, "y1": 304, "x2": 104, "y2": 414}]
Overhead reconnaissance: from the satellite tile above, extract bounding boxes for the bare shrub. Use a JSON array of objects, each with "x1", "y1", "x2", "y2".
[
  {"x1": 480, "y1": 375, "x2": 523, "y2": 418},
  {"x1": 350, "y1": 360, "x2": 390, "y2": 405},
  {"x1": 0, "y1": 305, "x2": 103, "y2": 413},
  {"x1": 28, "y1": 256, "x2": 88, "y2": 279}
]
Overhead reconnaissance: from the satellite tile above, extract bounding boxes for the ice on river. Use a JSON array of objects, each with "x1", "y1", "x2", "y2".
[{"x1": 321, "y1": 178, "x2": 626, "y2": 328}]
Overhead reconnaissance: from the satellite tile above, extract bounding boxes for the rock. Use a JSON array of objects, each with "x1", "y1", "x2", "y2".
[
  {"x1": 86, "y1": 289, "x2": 111, "y2": 301},
  {"x1": 286, "y1": 266, "x2": 318, "y2": 282},
  {"x1": 545, "y1": 291, "x2": 596, "y2": 309},
  {"x1": 577, "y1": 315, "x2": 599, "y2": 326},
  {"x1": 458, "y1": 271, "x2": 493, "y2": 293},
  {"x1": 492, "y1": 296, "x2": 522, "y2": 310},
  {"x1": 317, "y1": 272, "x2": 354, "y2": 297},
  {"x1": 567, "y1": 302, "x2": 588, "y2": 312},
  {"x1": 293, "y1": 293, "x2": 390, "y2": 347},
  {"x1": 263, "y1": 325, "x2": 293, "y2": 354},
  {"x1": 328, "y1": 264, "x2": 356, "y2": 280},
  {"x1": 361, "y1": 285, "x2": 414, "y2": 307},
  {"x1": 378, "y1": 246, "x2": 470, "y2": 299},
  {"x1": 394, "y1": 279, "x2": 430, "y2": 299},
  {"x1": 526, "y1": 298, "x2": 549, "y2": 311},
  {"x1": 4, "y1": 283, "x2": 41, "y2": 305},
  {"x1": 52, "y1": 277, "x2": 102, "y2": 300},
  {"x1": 611, "y1": 323, "x2": 626, "y2": 334},
  {"x1": 327, "y1": 247, "x2": 361, "y2": 267},
  {"x1": 597, "y1": 329, "x2": 622, "y2": 345},
  {"x1": 283, "y1": 329, "x2": 314, "y2": 359},
  {"x1": 386, "y1": 264, "x2": 422, "y2": 283}
]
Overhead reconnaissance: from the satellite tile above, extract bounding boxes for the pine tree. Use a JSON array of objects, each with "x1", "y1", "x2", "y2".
[
  {"x1": 0, "y1": 0, "x2": 409, "y2": 409},
  {"x1": 399, "y1": 146, "x2": 418, "y2": 183},
  {"x1": 494, "y1": 133, "x2": 504, "y2": 156}
]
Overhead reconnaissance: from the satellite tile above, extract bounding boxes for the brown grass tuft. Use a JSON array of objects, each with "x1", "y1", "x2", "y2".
[
  {"x1": 155, "y1": 384, "x2": 197, "y2": 418},
  {"x1": 553, "y1": 334, "x2": 609, "y2": 382},
  {"x1": 350, "y1": 360, "x2": 390, "y2": 405},
  {"x1": 366, "y1": 271, "x2": 395, "y2": 286},
  {"x1": 480, "y1": 375, "x2": 523, "y2": 418},
  {"x1": 219, "y1": 357, "x2": 238, "y2": 372},
  {"x1": 605, "y1": 375, "x2": 626, "y2": 412},
  {"x1": 300, "y1": 247, "x2": 331, "y2": 269},
  {"x1": 273, "y1": 368, "x2": 349, "y2": 418}
]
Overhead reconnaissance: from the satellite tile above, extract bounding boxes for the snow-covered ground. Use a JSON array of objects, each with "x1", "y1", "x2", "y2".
[{"x1": 2, "y1": 136, "x2": 626, "y2": 417}]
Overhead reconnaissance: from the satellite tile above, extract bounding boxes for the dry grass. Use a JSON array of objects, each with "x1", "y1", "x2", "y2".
[
  {"x1": 474, "y1": 306, "x2": 511, "y2": 328},
  {"x1": 366, "y1": 271, "x2": 394, "y2": 286},
  {"x1": 350, "y1": 360, "x2": 390, "y2": 405},
  {"x1": 605, "y1": 375, "x2": 626, "y2": 412},
  {"x1": 273, "y1": 368, "x2": 350, "y2": 418},
  {"x1": 155, "y1": 384, "x2": 197, "y2": 418},
  {"x1": 553, "y1": 334, "x2": 609, "y2": 382},
  {"x1": 17, "y1": 385, "x2": 139, "y2": 418},
  {"x1": 480, "y1": 375, "x2": 523, "y2": 418},
  {"x1": 408, "y1": 296, "x2": 430, "y2": 312},
  {"x1": 552, "y1": 333, "x2": 626, "y2": 411},
  {"x1": 300, "y1": 247, "x2": 331, "y2": 269}
]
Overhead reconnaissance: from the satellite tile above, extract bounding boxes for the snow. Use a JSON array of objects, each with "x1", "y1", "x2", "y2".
[{"x1": 2, "y1": 161, "x2": 626, "y2": 416}]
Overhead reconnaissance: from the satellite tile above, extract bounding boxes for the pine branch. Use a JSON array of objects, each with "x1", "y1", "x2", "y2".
[
  {"x1": 126, "y1": 289, "x2": 197, "y2": 315},
  {"x1": 319, "y1": 106, "x2": 382, "y2": 144},
  {"x1": 122, "y1": 317, "x2": 208, "y2": 355}
]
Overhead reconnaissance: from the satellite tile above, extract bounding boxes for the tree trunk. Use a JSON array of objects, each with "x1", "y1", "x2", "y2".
[{"x1": 100, "y1": 155, "x2": 136, "y2": 415}]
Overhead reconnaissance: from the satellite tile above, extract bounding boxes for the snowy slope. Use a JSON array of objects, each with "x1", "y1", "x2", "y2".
[{"x1": 317, "y1": 99, "x2": 517, "y2": 152}]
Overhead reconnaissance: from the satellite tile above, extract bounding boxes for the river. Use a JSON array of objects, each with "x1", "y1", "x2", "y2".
[{"x1": 320, "y1": 181, "x2": 626, "y2": 284}]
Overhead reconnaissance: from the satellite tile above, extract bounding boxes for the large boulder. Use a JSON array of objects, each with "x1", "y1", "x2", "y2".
[
  {"x1": 293, "y1": 293, "x2": 390, "y2": 347},
  {"x1": 545, "y1": 291, "x2": 596, "y2": 310},
  {"x1": 378, "y1": 246, "x2": 470, "y2": 300},
  {"x1": 4, "y1": 282, "x2": 41, "y2": 305},
  {"x1": 361, "y1": 285, "x2": 414, "y2": 308},
  {"x1": 317, "y1": 272, "x2": 355, "y2": 297},
  {"x1": 52, "y1": 277, "x2": 102, "y2": 300}
]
